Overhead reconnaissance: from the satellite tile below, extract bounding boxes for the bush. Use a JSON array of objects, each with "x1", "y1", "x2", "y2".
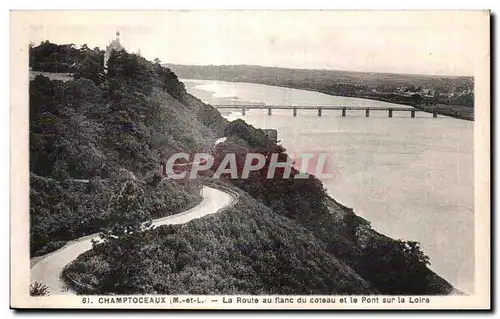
[
  {"x1": 30, "y1": 281, "x2": 50, "y2": 296},
  {"x1": 34, "y1": 240, "x2": 67, "y2": 256},
  {"x1": 32, "y1": 61, "x2": 74, "y2": 73},
  {"x1": 145, "y1": 169, "x2": 163, "y2": 187}
]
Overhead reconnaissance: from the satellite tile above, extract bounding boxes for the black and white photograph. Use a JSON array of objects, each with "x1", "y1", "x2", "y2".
[{"x1": 10, "y1": 9, "x2": 490, "y2": 310}]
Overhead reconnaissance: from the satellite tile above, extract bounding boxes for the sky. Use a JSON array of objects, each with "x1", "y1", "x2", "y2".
[{"x1": 23, "y1": 10, "x2": 488, "y2": 76}]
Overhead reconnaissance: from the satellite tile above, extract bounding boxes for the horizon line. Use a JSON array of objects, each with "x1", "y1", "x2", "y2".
[
  {"x1": 162, "y1": 62, "x2": 474, "y2": 79},
  {"x1": 30, "y1": 40, "x2": 474, "y2": 79}
]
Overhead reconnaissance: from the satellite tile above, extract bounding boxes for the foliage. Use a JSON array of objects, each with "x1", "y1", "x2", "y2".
[
  {"x1": 353, "y1": 238, "x2": 432, "y2": 294},
  {"x1": 30, "y1": 41, "x2": 104, "y2": 78},
  {"x1": 34, "y1": 240, "x2": 68, "y2": 256},
  {"x1": 87, "y1": 180, "x2": 154, "y2": 293},
  {"x1": 72, "y1": 48, "x2": 105, "y2": 85},
  {"x1": 100, "y1": 180, "x2": 153, "y2": 241},
  {"x1": 224, "y1": 119, "x2": 271, "y2": 149},
  {"x1": 29, "y1": 43, "x2": 224, "y2": 256},
  {"x1": 398, "y1": 240, "x2": 431, "y2": 268},
  {"x1": 215, "y1": 121, "x2": 330, "y2": 223},
  {"x1": 30, "y1": 281, "x2": 50, "y2": 296},
  {"x1": 30, "y1": 175, "x2": 202, "y2": 257},
  {"x1": 66, "y1": 195, "x2": 376, "y2": 295}
]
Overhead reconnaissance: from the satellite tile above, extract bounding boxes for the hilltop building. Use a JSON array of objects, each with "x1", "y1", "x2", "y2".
[
  {"x1": 104, "y1": 31, "x2": 123, "y2": 73},
  {"x1": 263, "y1": 129, "x2": 279, "y2": 144}
]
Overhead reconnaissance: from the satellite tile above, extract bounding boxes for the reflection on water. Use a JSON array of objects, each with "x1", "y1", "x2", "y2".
[{"x1": 183, "y1": 78, "x2": 475, "y2": 294}]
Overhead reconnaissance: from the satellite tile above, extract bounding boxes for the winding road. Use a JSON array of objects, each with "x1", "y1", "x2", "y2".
[{"x1": 30, "y1": 185, "x2": 236, "y2": 295}]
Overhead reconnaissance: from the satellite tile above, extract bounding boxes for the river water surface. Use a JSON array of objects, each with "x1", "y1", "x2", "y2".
[{"x1": 182, "y1": 78, "x2": 474, "y2": 294}]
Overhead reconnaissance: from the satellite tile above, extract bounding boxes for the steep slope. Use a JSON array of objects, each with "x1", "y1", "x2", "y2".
[
  {"x1": 29, "y1": 45, "x2": 227, "y2": 257},
  {"x1": 30, "y1": 42, "x2": 455, "y2": 296},
  {"x1": 208, "y1": 121, "x2": 456, "y2": 295},
  {"x1": 65, "y1": 191, "x2": 377, "y2": 295}
]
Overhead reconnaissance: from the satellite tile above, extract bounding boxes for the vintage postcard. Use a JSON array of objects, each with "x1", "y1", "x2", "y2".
[{"x1": 10, "y1": 10, "x2": 490, "y2": 310}]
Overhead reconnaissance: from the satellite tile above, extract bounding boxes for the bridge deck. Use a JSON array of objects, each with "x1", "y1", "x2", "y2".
[{"x1": 213, "y1": 105, "x2": 417, "y2": 111}]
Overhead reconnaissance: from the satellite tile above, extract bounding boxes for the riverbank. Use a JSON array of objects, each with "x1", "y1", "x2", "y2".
[
  {"x1": 323, "y1": 194, "x2": 464, "y2": 295},
  {"x1": 270, "y1": 87, "x2": 474, "y2": 121},
  {"x1": 299, "y1": 89, "x2": 474, "y2": 121},
  {"x1": 306, "y1": 91, "x2": 474, "y2": 121}
]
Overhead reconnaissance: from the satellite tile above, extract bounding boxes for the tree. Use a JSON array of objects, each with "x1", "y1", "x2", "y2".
[
  {"x1": 94, "y1": 180, "x2": 154, "y2": 293},
  {"x1": 433, "y1": 91, "x2": 440, "y2": 106},
  {"x1": 411, "y1": 93, "x2": 422, "y2": 105},
  {"x1": 29, "y1": 42, "x2": 35, "y2": 67},
  {"x1": 398, "y1": 240, "x2": 430, "y2": 267},
  {"x1": 145, "y1": 169, "x2": 163, "y2": 187},
  {"x1": 73, "y1": 50, "x2": 105, "y2": 85},
  {"x1": 100, "y1": 180, "x2": 152, "y2": 241}
]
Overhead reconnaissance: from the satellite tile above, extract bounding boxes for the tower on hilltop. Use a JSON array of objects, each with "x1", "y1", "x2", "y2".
[{"x1": 104, "y1": 31, "x2": 123, "y2": 73}]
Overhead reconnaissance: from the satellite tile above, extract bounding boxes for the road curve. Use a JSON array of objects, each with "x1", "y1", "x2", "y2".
[{"x1": 30, "y1": 186, "x2": 236, "y2": 295}]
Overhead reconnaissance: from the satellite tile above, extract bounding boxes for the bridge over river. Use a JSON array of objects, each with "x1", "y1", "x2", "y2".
[{"x1": 213, "y1": 104, "x2": 438, "y2": 118}]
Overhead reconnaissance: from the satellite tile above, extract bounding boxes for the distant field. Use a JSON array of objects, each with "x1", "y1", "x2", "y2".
[{"x1": 29, "y1": 71, "x2": 73, "y2": 82}]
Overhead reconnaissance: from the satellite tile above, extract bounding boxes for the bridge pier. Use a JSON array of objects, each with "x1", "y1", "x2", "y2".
[{"x1": 214, "y1": 105, "x2": 427, "y2": 119}]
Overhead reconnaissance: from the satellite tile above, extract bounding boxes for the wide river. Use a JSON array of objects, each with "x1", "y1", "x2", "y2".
[{"x1": 182, "y1": 78, "x2": 474, "y2": 294}]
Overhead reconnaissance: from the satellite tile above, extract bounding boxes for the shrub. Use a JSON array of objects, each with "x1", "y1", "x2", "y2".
[
  {"x1": 30, "y1": 281, "x2": 50, "y2": 296},
  {"x1": 34, "y1": 240, "x2": 67, "y2": 256},
  {"x1": 145, "y1": 169, "x2": 163, "y2": 187}
]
